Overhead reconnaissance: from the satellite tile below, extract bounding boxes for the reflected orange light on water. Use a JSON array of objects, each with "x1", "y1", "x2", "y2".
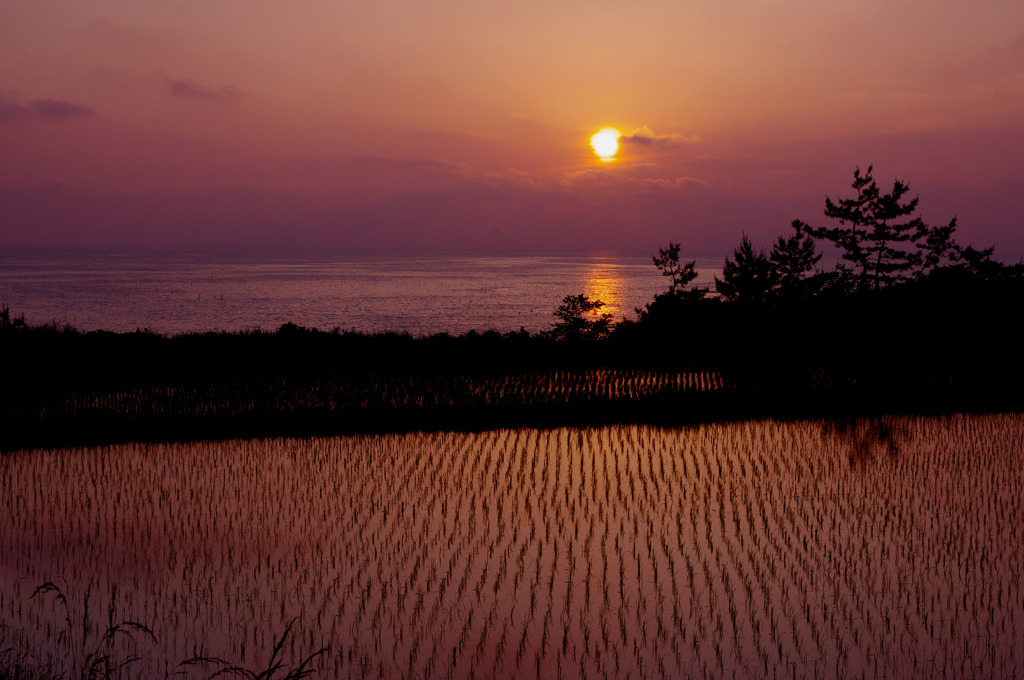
[{"x1": 584, "y1": 264, "x2": 625, "y2": 320}]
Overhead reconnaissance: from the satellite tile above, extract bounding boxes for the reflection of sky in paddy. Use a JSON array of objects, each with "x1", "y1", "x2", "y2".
[{"x1": 2, "y1": 415, "x2": 1022, "y2": 678}]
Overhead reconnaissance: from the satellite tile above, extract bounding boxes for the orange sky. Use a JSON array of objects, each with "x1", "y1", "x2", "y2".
[{"x1": 2, "y1": 0, "x2": 1024, "y2": 254}]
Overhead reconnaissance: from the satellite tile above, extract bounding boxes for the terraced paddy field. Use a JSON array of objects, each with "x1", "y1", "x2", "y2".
[{"x1": 2, "y1": 414, "x2": 1022, "y2": 678}]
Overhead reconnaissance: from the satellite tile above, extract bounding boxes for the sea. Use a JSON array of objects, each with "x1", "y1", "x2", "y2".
[{"x1": 0, "y1": 247, "x2": 724, "y2": 336}]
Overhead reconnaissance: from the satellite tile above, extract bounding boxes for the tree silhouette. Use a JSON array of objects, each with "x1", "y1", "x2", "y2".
[
  {"x1": 548, "y1": 293, "x2": 612, "y2": 340},
  {"x1": 919, "y1": 216, "x2": 960, "y2": 275},
  {"x1": 715, "y1": 234, "x2": 777, "y2": 304},
  {"x1": 797, "y1": 165, "x2": 875, "y2": 279},
  {"x1": 956, "y1": 245, "x2": 1001, "y2": 278},
  {"x1": 649, "y1": 242, "x2": 708, "y2": 301},
  {"x1": 635, "y1": 242, "x2": 709, "y2": 327},
  {"x1": 652, "y1": 242, "x2": 702, "y2": 298},
  {"x1": 800, "y1": 165, "x2": 960, "y2": 290},
  {"x1": 0, "y1": 304, "x2": 26, "y2": 332},
  {"x1": 770, "y1": 221, "x2": 822, "y2": 301}
]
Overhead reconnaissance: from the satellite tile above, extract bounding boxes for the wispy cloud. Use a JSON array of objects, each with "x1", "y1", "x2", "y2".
[
  {"x1": 418, "y1": 128, "x2": 499, "y2": 141},
  {"x1": 0, "y1": 95, "x2": 24, "y2": 120},
  {"x1": 29, "y1": 99, "x2": 97, "y2": 119},
  {"x1": 625, "y1": 176, "x2": 708, "y2": 192},
  {"x1": 0, "y1": 94, "x2": 97, "y2": 121},
  {"x1": 166, "y1": 77, "x2": 244, "y2": 101},
  {"x1": 350, "y1": 155, "x2": 467, "y2": 175},
  {"x1": 560, "y1": 162, "x2": 707, "y2": 193},
  {"x1": 620, "y1": 126, "x2": 702, "y2": 147},
  {"x1": 479, "y1": 168, "x2": 543, "y2": 190},
  {"x1": 560, "y1": 162, "x2": 656, "y2": 186}
]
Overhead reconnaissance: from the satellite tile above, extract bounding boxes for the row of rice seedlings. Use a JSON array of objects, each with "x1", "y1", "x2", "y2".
[
  {"x1": 16, "y1": 370, "x2": 725, "y2": 423},
  {"x1": 1, "y1": 414, "x2": 1022, "y2": 677}
]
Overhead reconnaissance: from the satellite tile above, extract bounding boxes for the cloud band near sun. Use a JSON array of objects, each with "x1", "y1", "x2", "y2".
[{"x1": 620, "y1": 126, "x2": 701, "y2": 147}]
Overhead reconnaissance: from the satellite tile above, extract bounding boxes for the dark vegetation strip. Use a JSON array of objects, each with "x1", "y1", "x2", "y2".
[
  {"x1": 3, "y1": 166, "x2": 1023, "y2": 450},
  {"x1": 6, "y1": 388, "x2": 1022, "y2": 453},
  {"x1": 2, "y1": 284, "x2": 1022, "y2": 452}
]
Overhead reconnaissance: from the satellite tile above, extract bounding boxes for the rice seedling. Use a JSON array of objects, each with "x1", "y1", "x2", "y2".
[{"x1": 0, "y1": 414, "x2": 1022, "y2": 677}]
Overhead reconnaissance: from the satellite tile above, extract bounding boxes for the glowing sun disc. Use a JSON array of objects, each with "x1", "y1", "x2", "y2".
[{"x1": 590, "y1": 128, "x2": 621, "y2": 159}]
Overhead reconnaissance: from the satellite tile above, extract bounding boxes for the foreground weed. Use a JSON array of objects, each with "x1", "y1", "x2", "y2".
[
  {"x1": 30, "y1": 583, "x2": 156, "y2": 680},
  {"x1": 179, "y1": 620, "x2": 326, "y2": 680},
  {"x1": 0, "y1": 643, "x2": 61, "y2": 680}
]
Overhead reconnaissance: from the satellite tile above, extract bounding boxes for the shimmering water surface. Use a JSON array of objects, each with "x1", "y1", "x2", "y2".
[
  {"x1": 1, "y1": 415, "x2": 1022, "y2": 679},
  {"x1": 0, "y1": 247, "x2": 722, "y2": 335}
]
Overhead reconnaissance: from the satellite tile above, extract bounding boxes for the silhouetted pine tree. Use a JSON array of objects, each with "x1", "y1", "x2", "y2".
[
  {"x1": 801, "y1": 165, "x2": 960, "y2": 290},
  {"x1": 770, "y1": 221, "x2": 822, "y2": 301},
  {"x1": 635, "y1": 242, "x2": 709, "y2": 329},
  {"x1": 715, "y1": 234, "x2": 776, "y2": 303},
  {"x1": 862, "y1": 175, "x2": 925, "y2": 288},
  {"x1": 799, "y1": 165, "x2": 877, "y2": 279},
  {"x1": 651, "y1": 242, "x2": 703, "y2": 299},
  {"x1": 547, "y1": 293, "x2": 612, "y2": 340},
  {"x1": 919, "y1": 216, "x2": 960, "y2": 275}
]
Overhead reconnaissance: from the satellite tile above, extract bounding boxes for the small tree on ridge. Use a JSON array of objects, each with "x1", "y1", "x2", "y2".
[
  {"x1": 548, "y1": 293, "x2": 612, "y2": 340},
  {"x1": 652, "y1": 242, "x2": 705, "y2": 301}
]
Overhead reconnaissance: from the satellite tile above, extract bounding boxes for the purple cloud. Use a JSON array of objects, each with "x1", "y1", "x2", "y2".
[
  {"x1": 166, "y1": 77, "x2": 244, "y2": 101},
  {"x1": 28, "y1": 99, "x2": 97, "y2": 119},
  {"x1": 0, "y1": 94, "x2": 96, "y2": 121},
  {"x1": 0, "y1": 94, "x2": 27, "y2": 119}
]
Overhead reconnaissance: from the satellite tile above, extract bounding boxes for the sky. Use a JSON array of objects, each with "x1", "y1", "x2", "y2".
[{"x1": 2, "y1": 0, "x2": 1024, "y2": 256}]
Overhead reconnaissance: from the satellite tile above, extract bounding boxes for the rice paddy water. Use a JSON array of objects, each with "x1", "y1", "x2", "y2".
[{"x1": 1, "y1": 414, "x2": 1022, "y2": 678}]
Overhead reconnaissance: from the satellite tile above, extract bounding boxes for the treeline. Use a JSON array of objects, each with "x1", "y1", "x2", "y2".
[
  {"x1": 2, "y1": 166, "x2": 1023, "y2": 449},
  {"x1": 544, "y1": 165, "x2": 1024, "y2": 397},
  {"x1": 551, "y1": 164, "x2": 1022, "y2": 340}
]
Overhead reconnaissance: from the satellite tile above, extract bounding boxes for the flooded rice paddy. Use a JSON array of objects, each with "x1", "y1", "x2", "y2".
[{"x1": 1, "y1": 414, "x2": 1023, "y2": 678}]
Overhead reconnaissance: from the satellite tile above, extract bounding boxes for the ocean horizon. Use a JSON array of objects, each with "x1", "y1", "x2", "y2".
[{"x1": 0, "y1": 246, "x2": 726, "y2": 336}]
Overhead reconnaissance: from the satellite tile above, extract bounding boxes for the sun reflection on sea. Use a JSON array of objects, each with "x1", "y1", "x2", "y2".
[{"x1": 584, "y1": 264, "x2": 625, "y2": 320}]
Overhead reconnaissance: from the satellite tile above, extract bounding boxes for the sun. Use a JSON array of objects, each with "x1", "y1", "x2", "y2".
[{"x1": 590, "y1": 127, "x2": 621, "y2": 161}]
